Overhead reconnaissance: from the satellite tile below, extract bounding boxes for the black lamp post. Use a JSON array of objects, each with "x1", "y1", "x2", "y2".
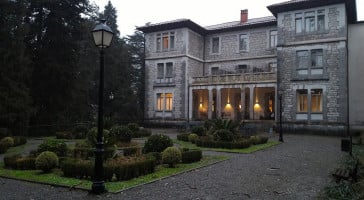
[
  {"x1": 278, "y1": 92, "x2": 284, "y2": 142},
  {"x1": 91, "y1": 19, "x2": 114, "y2": 194}
]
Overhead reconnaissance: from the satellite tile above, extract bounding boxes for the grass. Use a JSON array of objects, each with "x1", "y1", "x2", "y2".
[
  {"x1": 174, "y1": 139, "x2": 280, "y2": 153},
  {"x1": 0, "y1": 155, "x2": 228, "y2": 193}
]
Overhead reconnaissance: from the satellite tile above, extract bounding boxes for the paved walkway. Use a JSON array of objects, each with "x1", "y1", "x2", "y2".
[{"x1": 0, "y1": 134, "x2": 346, "y2": 200}]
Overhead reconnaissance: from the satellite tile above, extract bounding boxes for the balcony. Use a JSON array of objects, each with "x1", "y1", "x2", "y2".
[
  {"x1": 154, "y1": 78, "x2": 176, "y2": 87},
  {"x1": 191, "y1": 72, "x2": 277, "y2": 85}
]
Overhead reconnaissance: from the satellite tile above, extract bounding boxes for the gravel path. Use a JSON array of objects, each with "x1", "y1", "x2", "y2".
[{"x1": 0, "y1": 134, "x2": 345, "y2": 200}]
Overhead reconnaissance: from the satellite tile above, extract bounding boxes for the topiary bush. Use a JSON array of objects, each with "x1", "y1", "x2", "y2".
[
  {"x1": 145, "y1": 152, "x2": 162, "y2": 165},
  {"x1": 87, "y1": 127, "x2": 112, "y2": 146},
  {"x1": 13, "y1": 136, "x2": 27, "y2": 146},
  {"x1": 191, "y1": 126, "x2": 206, "y2": 136},
  {"x1": 0, "y1": 137, "x2": 14, "y2": 147},
  {"x1": 133, "y1": 128, "x2": 152, "y2": 138},
  {"x1": 181, "y1": 149, "x2": 202, "y2": 163},
  {"x1": 72, "y1": 125, "x2": 88, "y2": 139},
  {"x1": 37, "y1": 139, "x2": 68, "y2": 157},
  {"x1": 142, "y1": 134, "x2": 173, "y2": 153},
  {"x1": 162, "y1": 147, "x2": 182, "y2": 168},
  {"x1": 213, "y1": 129, "x2": 234, "y2": 142},
  {"x1": 188, "y1": 133, "x2": 199, "y2": 144},
  {"x1": 177, "y1": 133, "x2": 190, "y2": 142},
  {"x1": 35, "y1": 151, "x2": 59, "y2": 173},
  {"x1": 110, "y1": 125, "x2": 132, "y2": 143},
  {"x1": 127, "y1": 123, "x2": 140, "y2": 133},
  {"x1": 250, "y1": 136, "x2": 269, "y2": 145}
]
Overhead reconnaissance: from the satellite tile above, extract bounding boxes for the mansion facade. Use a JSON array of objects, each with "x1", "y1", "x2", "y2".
[{"x1": 137, "y1": 0, "x2": 364, "y2": 134}]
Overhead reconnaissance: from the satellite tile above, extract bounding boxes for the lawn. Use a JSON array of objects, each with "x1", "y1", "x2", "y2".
[
  {"x1": 0, "y1": 155, "x2": 228, "y2": 193},
  {"x1": 174, "y1": 139, "x2": 281, "y2": 153}
]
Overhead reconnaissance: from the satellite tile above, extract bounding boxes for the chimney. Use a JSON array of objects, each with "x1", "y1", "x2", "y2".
[{"x1": 240, "y1": 9, "x2": 248, "y2": 23}]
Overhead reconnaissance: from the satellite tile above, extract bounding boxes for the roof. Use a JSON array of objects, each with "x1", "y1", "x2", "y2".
[
  {"x1": 137, "y1": 16, "x2": 277, "y2": 35},
  {"x1": 267, "y1": 0, "x2": 357, "y2": 23}
]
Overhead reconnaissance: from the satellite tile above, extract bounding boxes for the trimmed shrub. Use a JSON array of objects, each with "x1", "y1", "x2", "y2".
[
  {"x1": 0, "y1": 142, "x2": 9, "y2": 154},
  {"x1": 250, "y1": 136, "x2": 269, "y2": 145},
  {"x1": 177, "y1": 133, "x2": 190, "y2": 142},
  {"x1": 123, "y1": 146, "x2": 141, "y2": 156},
  {"x1": 142, "y1": 134, "x2": 173, "y2": 153},
  {"x1": 145, "y1": 152, "x2": 162, "y2": 165},
  {"x1": 0, "y1": 137, "x2": 14, "y2": 147},
  {"x1": 61, "y1": 158, "x2": 93, "y2": 179},
  {"x1": 213, "y1": 129, "x2": 234, "y2": 142},
  {"x1": 188, "y1": 133, "x2": 199, "y2": 144},
  {"x1": 162, "y1": 147, "x2": 182, "y2": 168},
  {"x1": 15, "y1": 157, "x2": 36, "y2": 170},
  {"x1": 87, "y1": 127, "x2": 112, "y2": 146},
  {"x1": 35, "y1": 151, "x2": 59, "y2": 173},
  {"x1": 133, "y1": 128, "x2": 152, "y2": 138},
  {"x1": 4, "y1": 154, "x2": 22, "y2": 168},
  {"x1": 196, "y1": 139, "x2": 251, "y2": 149},
  {"x1": 191, "y1": 126, "x2": 206, "y2": 136},
  {"x1": 72, "y1": 125, "x2": 88, "y2": 139},
  {"x1": 72, "y1": 147, "x2": 115, "y2": 160},
  {"x1": 181, "y1": 149, "x2": 202, "y2": 163},
  {"x1": 114, "y1": 157, "x2": 156, "y2": 181},
  {"x1": 37, "y1": 139, "x2": 68, "y2": 157},
  {"x1": 55, "y1": 131, "x2": 73, "y2": 139},
  {"x1": 127, "y1": 123, "x2": 140, "y2": 133},
  {"x1": 110, "y1": 125, "x2": 132, "y2": 143},
  {"x1": 13, "y1": 136, "x2": 27, "y2": 146}
]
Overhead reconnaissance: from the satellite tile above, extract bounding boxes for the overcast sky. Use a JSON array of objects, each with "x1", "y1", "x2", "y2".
[{"x1": 93, "y1": 0, "x2": 364, "y2": 37}]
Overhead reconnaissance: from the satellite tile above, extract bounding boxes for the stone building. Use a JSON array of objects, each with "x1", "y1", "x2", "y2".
[{"x1": 137, "y1": 0, "x2": 363, "y2": 134}]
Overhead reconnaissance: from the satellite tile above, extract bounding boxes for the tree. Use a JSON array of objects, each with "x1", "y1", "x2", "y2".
[{"x1": 0, "y1": 0, "x2": 33, "y2": 134}]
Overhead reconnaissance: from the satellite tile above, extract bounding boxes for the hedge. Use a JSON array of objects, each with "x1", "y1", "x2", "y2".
[
  {"x1": 177, "y1": 133, "x2": 190, "y2": 142},
  {"x1": 3, "y1": 154, "x2": 36, "y2": 170},
  {"x1": 123, "y1": 146, "x2": 141, "y2": 156},
  {"x1": 181, "y1": 149, "x2": 202, "y2": 164},
  {"x1": 195, "y1": 139, "x2": 251, "y2": 149},
  {"x1": 133, "y1": 128, "x2": 152, "y2": 138},
  {"x1": 72, "y1": 147, "x2": 115, "y2": 160}
]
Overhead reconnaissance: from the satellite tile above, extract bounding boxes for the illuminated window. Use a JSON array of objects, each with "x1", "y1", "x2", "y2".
[
  {"x1": 156, "y1": 32, "x2": 175, "y2": 51},
  {"x1": 212, "y1": 37, "x2": 219, "y2": 53},
  {"x1": 269, "y1": 30, "x2": 277, "y2": 48},
  {"x1": 297, "y1": 89, "x2": 308, "y2": 112},
  {"x1": 239, "y1": 34, "x2": 248, "y2": 51},
  {"x1": 311, "y1": 89, "x2": 322, "y2": 112},
  {"x1": 157, "y1": 93, "x2": 173, "y2": 111}
]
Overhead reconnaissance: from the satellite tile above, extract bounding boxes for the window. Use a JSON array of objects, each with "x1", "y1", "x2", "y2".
[
  {"x1": 297, "y1": 89, "x2": 308, "y2": 112},
  {"x1": 211, "y1": 67, "x2": 219, "y2": 75},
  {"x1": 295, "y1": 13, "x2": 303, "y2": 33},
  {"x1": 311, "y1": 49, "x2": 323, "y2": 68},
  {"x1": 305, "y1": 12, "x2": 315, "y2": 33},
  {"x1": 157, "y1": 63, "x2": 164, "y2": 78},
  {"x1": 297, "y1": 50, "x2": 309, "y2": 69},
  {"x1": 269, "y1": 63, "x2": 277, "y2": 72},
  {"x1": 317, "y1": 10, "x2": 325, "y2": 32},
  {"x1": 269, "y1": 30, "x2": 277, "y2": 48},
  {"x1": 156, "y1": 32, "x2": 175, "y2": 51},
  {"x1": 295, "y1": 10, "x2": 325, "y2": 33},
  {"x1": 239, "y1": 34, "x2": 248, "y2": 51},
  {"x1": 157, "y1": 62, "x2": 173, "y2": 79},
  {"x1": 212, "y1": 37, "x2": 220, "y2": 53},
  {"x1": 237, "y1": 65, "x2": 247, "y2": 73},
  {"x1": 157, "y1": 93, "x2": 173, "y2": 111},
  {"x1": 165, "y1": 62, "x2": 173, "y2": 78},
  {"x1": 311, "y1": 89, "x2": 322, "y2": 112}
]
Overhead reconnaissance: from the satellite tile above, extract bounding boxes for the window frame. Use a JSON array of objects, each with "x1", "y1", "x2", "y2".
[
  {"x1": 156, "y1": 93, "x2": 173, "y2": 112},
  {"x1": 311, "y1": 89, "x2": 323, "y2": 113},
  {"x1": 239, "y1": 34, "x2": 249, "y2": 52},
  {"x1": 269, "y1": 30, "x2": 277, "y2": 48},
  {"x1": 156, "y1": 32, "x2": 175, "y2": 52},
  {"x1": 295, "y1": 9, "x2": 326, "y2": 34},
  {"x1": 297, "y1": 89, "x2": 308, "y2": 113},
  {"x1": 211, "y1": 37, "x2": 220, "y2": 54}
]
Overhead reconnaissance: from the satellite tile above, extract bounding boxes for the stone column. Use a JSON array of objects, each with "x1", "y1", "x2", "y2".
[
  {"x1": 189, "y1": 87, "x2": 193, "y2": 120},
  {"x1": 216, "y1": 87, "x2": 221, "y2": 118},
  {"x1": 241, "y1": 87, "x2": 245, "y2": 120},
  {"x1": 208, "y1": 88, "x2": 213, "y2": 119},
  {"x1": 250, "y1": 86, "x2": 254, "y2": 120}
]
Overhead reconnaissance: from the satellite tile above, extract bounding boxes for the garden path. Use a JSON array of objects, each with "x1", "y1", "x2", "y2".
[{"x1": 0, "y1": 132, "x2": 346, "y2": 200}]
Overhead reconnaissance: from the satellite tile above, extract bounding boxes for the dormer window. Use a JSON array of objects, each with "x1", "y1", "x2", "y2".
[{"x1": 156, "y1": 32, "x2": 175, "y2": 51}]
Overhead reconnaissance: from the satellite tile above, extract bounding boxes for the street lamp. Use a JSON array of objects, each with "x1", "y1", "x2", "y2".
[
  {"x1": 278, "y1": 91, "x2": 284, "y2": 142},
  {"x1": 91, "y1": 19, "x2": 114, "y2": 194}
]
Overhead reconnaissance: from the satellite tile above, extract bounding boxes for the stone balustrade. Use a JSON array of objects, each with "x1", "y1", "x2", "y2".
[{"x1": 191, "y1": 72, "x2": 277, "y2": 85}]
